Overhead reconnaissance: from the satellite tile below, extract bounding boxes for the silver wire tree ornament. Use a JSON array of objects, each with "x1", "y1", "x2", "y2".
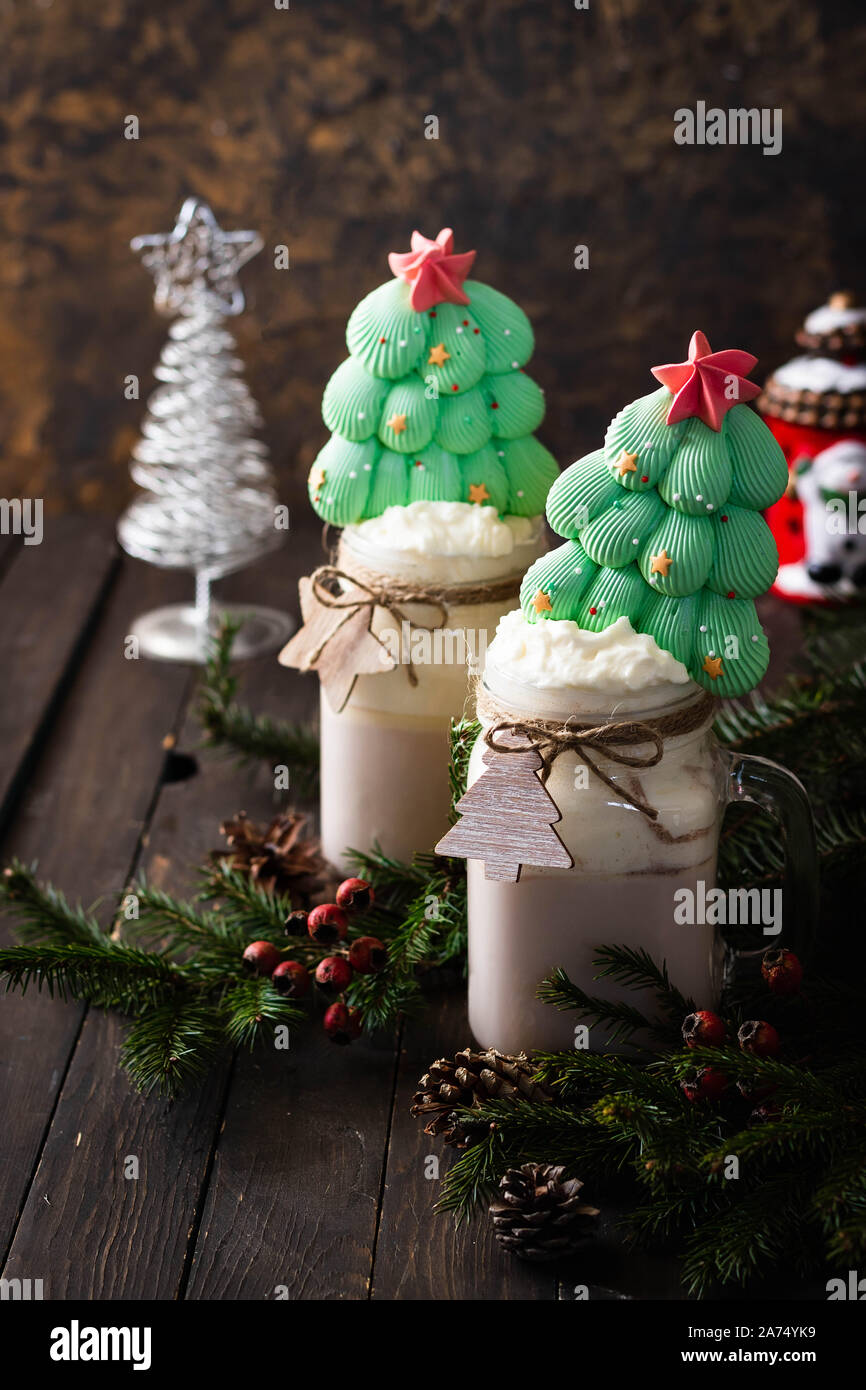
[{"x1": 117, "y1": 198, "x2": 293, "y2": 661}]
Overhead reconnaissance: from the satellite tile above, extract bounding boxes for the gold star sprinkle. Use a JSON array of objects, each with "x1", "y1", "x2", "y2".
[
  {"x1": 703, "y1": 654, "x2": 724, "y2": 680},
  {"x1": 386, "y1": 413, "x2": 407, "y2": 435},
  {"x1": 428, "y1": 342, "x2": 451, "y2": 367},
  {"x1": 650, "y1": 548, "x2": 673, "y2": 576},
  {"x1": 532, "y1": 589, "x2": 553, "y2": 614},
  {"x1": 309, "y1": 466, "x2": 326, "y2": 491},
  {"x1": 468, "y1": 482, "x2": 490, "y2": 505},
  {"x1": 617, "y1": 450, "x2": 639, "y2": 476}
]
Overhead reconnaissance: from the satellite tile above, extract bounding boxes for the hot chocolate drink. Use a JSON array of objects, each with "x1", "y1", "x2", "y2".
[{"x1": 316, "y1": 504, "x2": 546, "y2": 871}]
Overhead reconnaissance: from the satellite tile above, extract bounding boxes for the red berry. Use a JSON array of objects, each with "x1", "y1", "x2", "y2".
[
  {"x1": 738, "y1": 1020, "x2": 781, "y2": 1058},
  {"x1": 761, "y1": 948, "x2": 803, "y2": 997},
  {"x1": 348, "y1": 936, "x2": 387, "y2": 974},
  {"x1": 307, "y1": 903, "x2": 348, "y2": 945},
  {"x1": 315, "y1": 955, "x2": 353, "y2": 995},
  {"x1": 682, "y1": 1010, "x2": 726, "y2": 1048},
  {"x1": 335, "y1": 878, "x2": 375, "y2": 914},
  {"x1": 242, "y1": 940, "x2": 282, "y2": 977},
  {"x1": 272, "y1": 960, "x2": 310, "y2": 998},
  {"x1": 283, "y1": 909, "x2": 309, "y2": 936},
  {"x1": 681, "y1": 1067, "x2": 728, "y2": 1103},
  {"x1": 323, "y1": 1002, "x2": 363, "y2": 1045}
]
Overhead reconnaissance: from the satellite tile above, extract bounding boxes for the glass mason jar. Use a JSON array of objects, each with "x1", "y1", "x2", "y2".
[
  {"x1": 466, "y1": 656, "x2": 818, "y2": 1054},
  {"x1": 319, "y1": 523, "x2": 547, "y2": 873}
]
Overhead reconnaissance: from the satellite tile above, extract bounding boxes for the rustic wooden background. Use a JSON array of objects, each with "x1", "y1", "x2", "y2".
[{"x1": 1, "y1": 0, "x2": 864, "y2": 517}]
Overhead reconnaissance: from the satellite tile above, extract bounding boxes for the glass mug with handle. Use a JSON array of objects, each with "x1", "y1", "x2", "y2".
[{"x1": 458, "y1": 657, "x2": 818, "y2": 1054}]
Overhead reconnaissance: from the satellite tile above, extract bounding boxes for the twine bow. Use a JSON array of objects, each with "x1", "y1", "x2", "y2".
[
  {"x1": 309, "y1": 564, "x2": 449, "y2": 689},
  {"x1": 483, "y1": 718, "x2": 664, "y2": 821}
]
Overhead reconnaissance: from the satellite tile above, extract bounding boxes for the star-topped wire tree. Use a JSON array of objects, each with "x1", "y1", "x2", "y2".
[
  {"x1": 519, "y1": 332, "x2": 789, "y2": 697},
  {"x1": 306, "y1": 228, "x2": 559, "y2": 524},
  {"x1": 117, "y1": 198, "x2": 293, "y2": 662}
]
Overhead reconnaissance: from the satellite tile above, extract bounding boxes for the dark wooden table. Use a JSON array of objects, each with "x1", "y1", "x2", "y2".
[{"x1": 0, "y1": 518, "x2": 810, "y2": 1302}]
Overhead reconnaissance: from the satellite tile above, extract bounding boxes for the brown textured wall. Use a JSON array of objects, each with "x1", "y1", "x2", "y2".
[{"x1": 1, "y1": 0, "x2": 864, "y2": 515}]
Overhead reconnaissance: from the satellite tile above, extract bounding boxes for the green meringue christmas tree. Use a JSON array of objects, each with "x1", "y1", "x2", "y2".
[
  {"x1": 520, "y1": 333, "x2": 789, "y2": 697},
  {"x1": 307, "y1": 229, "x2": 558, "y2": 525}
]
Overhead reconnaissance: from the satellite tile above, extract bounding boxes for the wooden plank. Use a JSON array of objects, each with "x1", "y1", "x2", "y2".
[
  {"x1": 185, "y1": 534, "x2": 403, "y2": 1301},
  {"x1": 0, "y1": 517, "x2": 118, "y2": 830},
  {"x1": 3, "y1": 530, "x2": 363, "y2": 1299},
  {"x1": 184, "y1": 1025, "x2": 397, "y2": 1300},
  {"x1": 0, "y1": 558, "x2": 192, "y2": 1265},
  {"x1": 371, "y1": 993, "x2": 554, "y2": 1299}
]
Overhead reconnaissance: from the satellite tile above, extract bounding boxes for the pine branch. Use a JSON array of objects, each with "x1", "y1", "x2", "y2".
[
  {"x1": 681, "y1": 1172, "x2": 818, "y2": 1297},
  {"x1": 536, "y1": 959, "x2": 684, "y2": 1049},
  {"x1": 345, "y1": 844, "x2": 431, "y2": 917},
  {"x1": 434, "y1": 1125, "x2": 506, "y2": 1220},
  {"x1": 120, "y1": 998, "x2": 226, "y2": 1097},
  {"x1": 0, "y1": 861, "x2": 108, "y2": 946},
  {"x1": 448, "y1": 716, "x2": 481, "y2": 822},
  {"x1": 130, "y1": 880, "x2": 249, "y2": 975},
  {"x1": 827, "y1": 1213, "x2": 866, "y2": 1265},
  {"x1": 221, "y1": 977, "x2": 306, "y2": 1048},
  {"x1": 344, "y1": 863, "x2": 467, "y2": 1031},
  {"x1": 536, "y1": 970, "x2": 657, "y2": 1049},
  {"x1": 592, "y1": 944, "x2": 695, "y2": 1023},
  {"x1": 197, "y1": 619, "x2": 319, "y2": 796},
  {"x1": 436, "y1": 1098, "x2": 638, "y2": 1218},
  {"x1": 201, "y1": 862, "x2": 294, "y2": 938},
  {"x1": 0, "y1": 942, "x2": 185, "y2": 1012}
]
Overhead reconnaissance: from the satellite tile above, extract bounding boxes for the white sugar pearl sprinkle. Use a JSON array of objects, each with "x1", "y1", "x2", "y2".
[
  {"x1": 517, "y1": 489, "x2": 524, "y2": 497},
  {"x1": 696, "y1": 494, "x2": 703, "y2": 502},
  {"x1": 575, "y1": 566, "x2": 582, "y2": 575},
  {"x1": 632, "y1": 538, "x2": 639, "y2": 545},
  {"x1": 504, "y1": 329, "x2": 511, "y2": 336},
  {"x1": 358, "y1": 411, "x2": 366, "y2": 418},
  {"x1": 706, "y1": 503, "x2": 714, "y2": 511},
  {"x1": 673, "y1": 492, "x2": 681, "y2": 501},
  {"x1": 456, "y1": 326, "x2": 464, "y2": 334},
  {"x1": 751, "y1": 634, "x2": 759, "y2": 642},
  {"x1": 700, "y1": 624, "x2": 707, "y2": 632}
]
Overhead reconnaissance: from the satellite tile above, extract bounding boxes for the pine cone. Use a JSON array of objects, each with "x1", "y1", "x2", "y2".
[
  {"x1": 410, "y1": 1049, "x2": 555, "y2": 1149},
  {"x1": 490, "y1": 1164, "x2": 599, "y2": 1263},
  {"x1": 213, "y1": 811, "x2": 325, "y2": 901}
]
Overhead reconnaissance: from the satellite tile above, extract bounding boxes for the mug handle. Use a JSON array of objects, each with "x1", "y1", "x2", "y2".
[{"x1": 720, "y1": 749, "x2": 819, "y2": 963}]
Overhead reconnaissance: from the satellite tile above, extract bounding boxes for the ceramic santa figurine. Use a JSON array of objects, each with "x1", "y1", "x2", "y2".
[{"x1": 759, "y1": 291, "x2": 866, "y2": 602}]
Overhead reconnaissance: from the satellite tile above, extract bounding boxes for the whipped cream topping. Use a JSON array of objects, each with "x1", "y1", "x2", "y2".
[
  {"x1": 486, "y1": 610, "x2": 691, "y2": 692},
  {"x1": 774, "y1": 355, "x2": 866, "y2": 394},
  {"x1": 348, "y1": 500, "x2": 536, "y2": 559},
  {"x1": 804, "y1": 303, "x2": 866, "y2": 335}
]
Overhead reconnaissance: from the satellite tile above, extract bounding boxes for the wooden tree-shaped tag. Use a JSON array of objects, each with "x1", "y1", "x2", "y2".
[
  {"x1": 435, "y1": 735, "x2": 573, "y2": 883},
  {"x1": 279, "y1": 574, "x2": 396, "y2": 713}
]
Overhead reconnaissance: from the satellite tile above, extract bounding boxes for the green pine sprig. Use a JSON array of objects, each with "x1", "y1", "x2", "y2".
[
  {"x1": 427, "y1": 944, "x2": 866, "y2": 1297},
  {"x1": 197, "y1": 619, "x2": 319, "y2": 796}
]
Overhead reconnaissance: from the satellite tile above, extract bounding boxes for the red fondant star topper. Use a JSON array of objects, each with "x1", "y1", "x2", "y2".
[
  {"x1": 388, "y1": 229, "x2": 476, "y2": 312},
  {"x1": 651, "y1": 331, "x2": 760, "y2": 431}
]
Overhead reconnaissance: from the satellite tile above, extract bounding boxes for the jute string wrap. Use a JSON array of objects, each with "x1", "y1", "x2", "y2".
[
  {"x1": 476, "y1": 683, "x2": 716, "y2": 821},
  {"x1": 309, "y1": 550, "x2": 522, "y2": 687}
]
